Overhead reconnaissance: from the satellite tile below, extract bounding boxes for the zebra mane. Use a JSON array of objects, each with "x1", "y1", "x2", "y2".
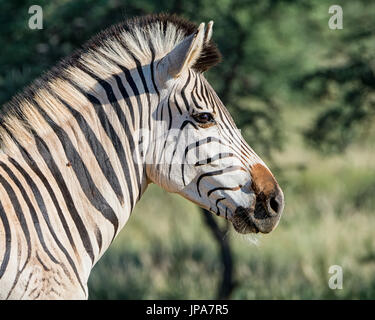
[
  {"x1": 0, "y1": 13, "x2": 221, "y2": 151},
  {"x1": 89, "y1": 13, "x2": 222, "y2": 72}
]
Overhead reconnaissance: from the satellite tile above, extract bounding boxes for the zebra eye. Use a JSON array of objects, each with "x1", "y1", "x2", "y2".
[{"x1": 192, "y1": 112, "x2": 215, "y2": 124}]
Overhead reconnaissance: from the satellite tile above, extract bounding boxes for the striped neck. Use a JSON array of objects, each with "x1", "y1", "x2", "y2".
[{"x1": 0, "y1": 59, "x2": 160, "y2": 297}]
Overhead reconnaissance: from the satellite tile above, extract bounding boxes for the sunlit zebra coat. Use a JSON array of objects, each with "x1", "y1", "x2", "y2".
[{"x1": 0, "y1": 14, "x2": 284, "y2": 299}]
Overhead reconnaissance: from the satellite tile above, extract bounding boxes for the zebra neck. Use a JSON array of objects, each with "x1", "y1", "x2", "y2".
[
  {"x1": 41, "y1": 78, "x2": 155, "y2": 264},
  {"x1": 0, "y1": 70, "x2": 158, "y2": 291}
]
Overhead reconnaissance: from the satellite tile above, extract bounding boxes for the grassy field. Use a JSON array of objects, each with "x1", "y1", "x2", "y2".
[{"x1": 88, "y1": 103, "x2": 375, "y2": 299}]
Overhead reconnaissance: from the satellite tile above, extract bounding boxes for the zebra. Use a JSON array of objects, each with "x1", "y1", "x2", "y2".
[{"x1": 0, "y1": 14, "x2": 284, "y2": 299}]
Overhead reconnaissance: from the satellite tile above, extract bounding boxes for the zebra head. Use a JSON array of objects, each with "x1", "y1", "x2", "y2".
[{"x1": 146, "y1": 21, "x2": 284, "y2": 234}]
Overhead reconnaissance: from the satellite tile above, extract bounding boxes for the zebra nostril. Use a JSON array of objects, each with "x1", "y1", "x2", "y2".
[
  {"x1": 266, "y1": 187, "x2": 284, "y2": 217},
  {"x1": 269, "y1": 196, "x2": 279, "y2": 213}
]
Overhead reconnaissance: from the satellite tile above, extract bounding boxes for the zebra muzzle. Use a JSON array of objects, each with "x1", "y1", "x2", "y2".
[{"x1": 232, "y1": 184, "x2": 284, "y2": 234}]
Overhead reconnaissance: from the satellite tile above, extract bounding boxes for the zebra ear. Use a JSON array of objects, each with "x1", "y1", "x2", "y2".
[
  {"x1": 157, "y1": 22, "x2": 206, "y2": 81},
  {"x1": 205, "y1": 21, "x2": 214, "y2": 44}
]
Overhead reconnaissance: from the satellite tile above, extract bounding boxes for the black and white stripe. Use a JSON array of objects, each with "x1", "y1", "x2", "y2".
[{"x1": 0, "y1": 14, "x2": 273, "y2": 299}]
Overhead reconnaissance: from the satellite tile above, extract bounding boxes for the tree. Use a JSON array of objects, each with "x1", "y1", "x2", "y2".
[{"x1": 295, "y1": 0, "x2": 375, "y2": 153}]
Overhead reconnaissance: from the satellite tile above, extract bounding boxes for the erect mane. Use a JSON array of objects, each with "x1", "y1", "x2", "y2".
[
  {"x1": 86, "y1": 13, "x2": 222, "y2": 72},
  {"x1": 0, "y1": 13, "x2": 222, "y2": 150}
]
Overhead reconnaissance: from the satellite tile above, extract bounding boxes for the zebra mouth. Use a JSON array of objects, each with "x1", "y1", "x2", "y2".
[
  {"x1": 231, "y1": 191, "x2": 282, "y2": 234},
  {"x1": 231, "y1": 206, "x2": 259, "y2": 234}
]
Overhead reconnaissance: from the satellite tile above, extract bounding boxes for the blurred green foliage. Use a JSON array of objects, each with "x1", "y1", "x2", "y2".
[
  {"x1": 295, "y1": 1, "x2": 375, "y2": 153},
  {"x1": 1, "y1": 0, "x2": 375, "y2": 299}
]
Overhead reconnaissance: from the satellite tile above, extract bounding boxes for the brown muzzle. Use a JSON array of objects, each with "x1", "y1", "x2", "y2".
[{"x1": 232, "y1": 163, "x2": 284, "y2": 234}]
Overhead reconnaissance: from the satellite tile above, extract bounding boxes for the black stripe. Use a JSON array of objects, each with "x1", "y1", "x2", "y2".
[
  {"x1": 6, "y1": 132, "x2": 78, "y2": 255},
  {"x1": 191, "y1": 77, "x2": 203, "y2": 109},
  {"x1": 0, "y1": 161, "x2": 60, "y2": 265},
  {"x1": 180, "y1": 119, "x2": 198, "y2": 131},
  {"x1": 70, "y1": 70, "x2": 143, "y2": 203},
  {"x1": 205, "y1": 83, "x2": 217, "y2": 111},
  {"x1": 0, "y1": 200, "x2": 11, "y2": 278},
  {"x1": 19, "y1": 272, "x2": 33, "y2": 299},
  {"x1": 215, "y1": 103, "x2": 252, "y2": 158},
  {"x1": 36, "y1": 252, "x2": 50, "y2": 271},
  {"x1": 131, "y1": 55, "x2": 153, "y2": 130},
  {"x1": 180, "y1": 70, "x2": 192, "y2": 111},
  {"x1": 8, "y1": 157, "x2": 86, "y2": 291},
  {"x1": 173, "y1": 90, "x2": 183, "y2": 115},
  {"x1": 201, "y1": 79, "x2": 214, "y2": 109},
  {"x1": 95, "y1": 226, "x2": 103, "y2": 253},
  {"x1": 32, "y1": 131, "x2": 95, "y2": 264},
  {"x1": 157, "y1": 90, "x2": 175, "y2": 170},
  {"x1": 207, "y1": 185, "x2": 242, "y2": 197},
  {"x1": 184, "y1": 137, "x2": 224, "y2": 160},
  {"x1": 113, "y1": 74, "x2": 135, "y2": 128},
  {"x1": 85, "y1": 92, "x2": 136, "y2": 208},
  {"x1": 167, "y1": 93, "x2": 173, "y2": 130},
  {"x1": 120, "y1": 66, "x2": 144, "y2": 131},
  {"x1": 195, "y1": 74, "x2": 205, "y2": 103},
  {"x1": 214, "y1": 112, "x2": 251, "y2": 165},
  {"x1": 199, "y1": 75, "x2": 210, "y2": 107},
  {"x1": 33, "y1": 104, "x2": 119, "y2": 239},
  {"x1": 181, "y1": 162, "x2": 186, "y2": 186},
  {"x1": 59, "y1": 97, "x2": 124, "y2": 205},
  {"x1": 182, "y1": 137, "x2": 224, "y2": 185},
  {"x1": 5, "y1": 239, "x2": 24, "y2": 299},
  {"x1": 194, "y1": 152, "x2": 234, "y2": 166},
  {"x1": 160, "y1": 97, "x2": 165, "y2": 121},
  {"x1": 0, "y1": 173, "x2": 31, "y2": 270},
  {"x1": 167, "y1": 120, "x2": 198, "y2": 180},
  {"x1": 149, "y1": 46, "x2": 160, "y2": 97},
  {"x1": 196, "y1": 166, "x2": 245, "y2": 197},
  {"x1": 215, "y1": 197, "x2": 226, "y2": 216},
  {"x1": 216, "y1": 122, "x2": 250, "y2": 167}
]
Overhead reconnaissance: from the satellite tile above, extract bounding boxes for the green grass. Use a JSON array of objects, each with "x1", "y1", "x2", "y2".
[{"x1": 88, "y1": 103, "x2": 375, "y2": 299}]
